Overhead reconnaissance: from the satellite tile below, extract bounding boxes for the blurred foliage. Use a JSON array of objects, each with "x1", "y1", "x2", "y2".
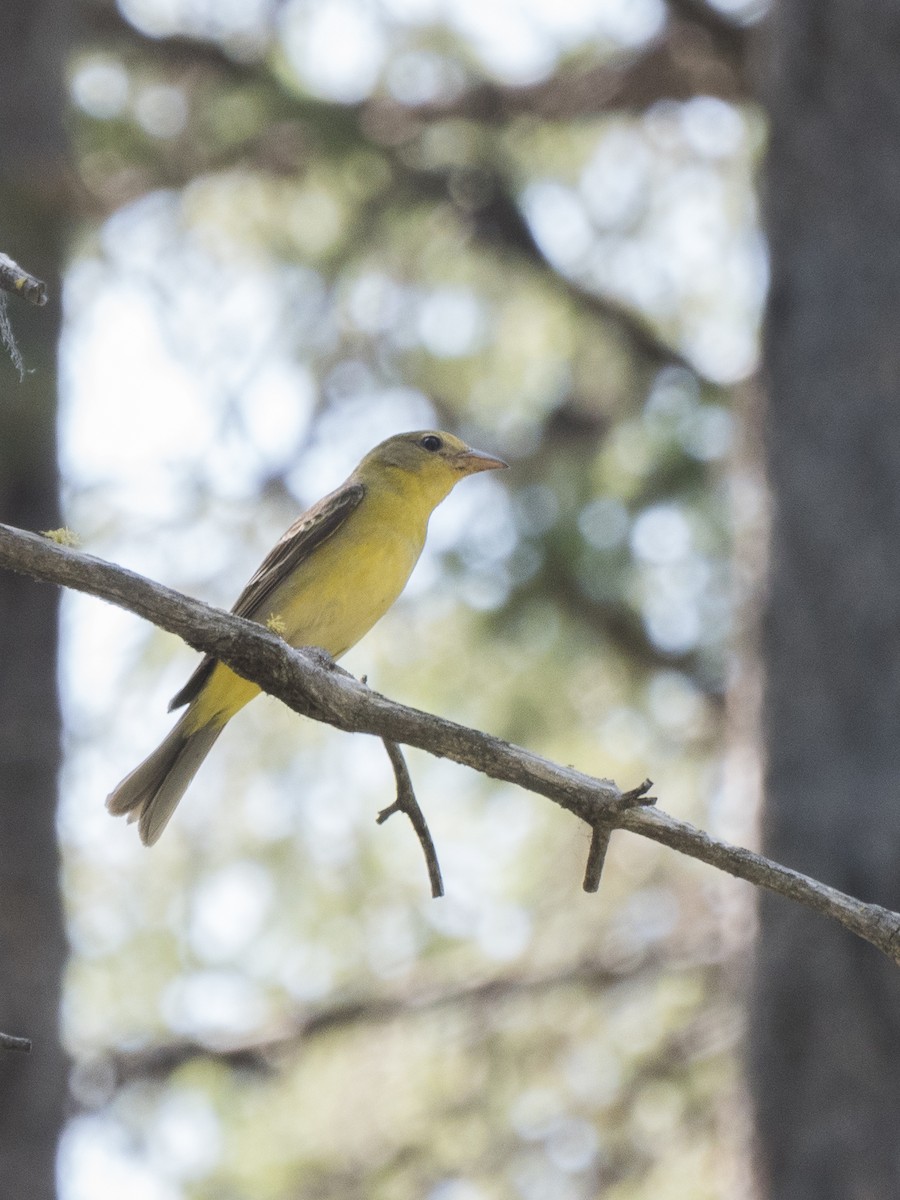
[{"x1": 57, "y1": 1, "x2": 764, "y2": 1197}]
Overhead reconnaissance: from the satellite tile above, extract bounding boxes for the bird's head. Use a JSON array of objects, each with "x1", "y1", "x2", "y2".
[{"x1": 356, "y1": 430, "x2": 507, "y2": 506}]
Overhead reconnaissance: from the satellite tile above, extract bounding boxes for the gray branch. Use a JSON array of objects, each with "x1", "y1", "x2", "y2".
[
  {"x1": 377, "y1": 739, "x2": 444, "y2": 898},
  {"x1": 2, "y1": 520, "x2": 900, "y2": 963},
  {"x1": 0, "y1": 252, "x2": 48, "y2": 379},
  {"x1": 90, "y1": 948, "x2": 690, "y2": 1087},
  {"x1": 0, "y1": 252, "x2": 47, "y2": 306},
  {"x1": 0, "y1": 1031, "x2": 32, "y2": 1052}
]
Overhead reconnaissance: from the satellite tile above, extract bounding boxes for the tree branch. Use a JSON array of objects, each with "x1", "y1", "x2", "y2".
[
  {"x1": 377, "y1": 739, "x2": 444, "y2": 898},
  {"x1": 0, "y1": 1031, "x2": 32, "y2": 1052},
  {"x1": 376, "y1": 156, "x2": 701, "y2": 376},
  {"x1": 0, "y1": 252, "x2": 48, "y2": 307},
  {"x1": 76, "y1": 3, "x2": 742, "y2": 384},
  {"x1": 2, "y1": 520, "x2": 900, "y2": 963},
  {"x1": 665, "y1": 0, "x2": 754, "y2": 56},
  {"x1": 583, "y1": 779, "x2": 656, "y2": 892},
  {"x1": 372, "y1": 7, "x2": 749, "y2": 124},
  {"x1": 83, "y1": 947, "x2": 699, "y2": 1088},
  {"x1": 83, "y1": 0, "x2": 750, "y2": 123}
]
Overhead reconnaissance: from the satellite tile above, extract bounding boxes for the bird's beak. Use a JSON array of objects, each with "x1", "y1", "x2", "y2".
[{"x1": 455, "y1": 447, "x2": 509, "y2": 475}]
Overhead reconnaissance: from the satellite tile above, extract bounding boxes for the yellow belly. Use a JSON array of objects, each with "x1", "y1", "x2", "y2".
[{"x1": 185, "y1": 490, "x2": 426, "y2": 731}]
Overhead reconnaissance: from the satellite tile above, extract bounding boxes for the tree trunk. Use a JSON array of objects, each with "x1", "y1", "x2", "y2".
[
  {"x1": 0, "y1": 2, "x2": 71, "y2": 1196},
  {"x1": 753, "y1": 2, "x2": 900, "y2": 1196}
]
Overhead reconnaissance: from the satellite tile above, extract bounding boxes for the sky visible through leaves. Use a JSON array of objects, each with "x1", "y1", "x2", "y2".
[{"x1": 54, "y1": 0, "x2": 764, "y2": 1197}]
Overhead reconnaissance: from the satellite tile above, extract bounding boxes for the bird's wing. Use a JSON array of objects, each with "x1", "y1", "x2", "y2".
[
  {"x1": 228, "y1": 482, "x2": 366, "y2": 622},
  {"x1": 168, "y1": 482, "x2": 366, "y2": 711}
]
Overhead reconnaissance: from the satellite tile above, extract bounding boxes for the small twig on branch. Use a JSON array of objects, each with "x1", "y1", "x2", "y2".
[
  {"x1": 3, "y1": 521, "x2": 900, "y2": 964},
  {"x1": 284, "y1": 658, "x2": 444, "y2": 894},
  {"x1": 583, "y1": 779, "x2": 657, "y2": 892},
  {"x1": 0, "y1": 1031, "x2": 32, "y2": 1052},
  {"x1": 583, "y1": 825, "x2": 614, "y2": 893},
  {"x1": 377, "y1": 740, "x2": 444, "y2": 899}
]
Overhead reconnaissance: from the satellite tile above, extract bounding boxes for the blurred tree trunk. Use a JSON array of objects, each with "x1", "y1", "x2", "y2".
[
  {"x1": 752, "y1": 2, "x2": 900, "y2": 1196},
  {"x1": 0, "y1": 2, "x2": 71, "y2": 1196}
]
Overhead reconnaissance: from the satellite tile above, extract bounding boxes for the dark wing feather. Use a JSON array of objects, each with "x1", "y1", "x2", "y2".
[{"x1": 168, "y1": 482, "x2": 366, "y2": 711}]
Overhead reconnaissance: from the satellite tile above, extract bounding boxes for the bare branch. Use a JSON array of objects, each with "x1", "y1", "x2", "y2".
[
  {"x1": 0, "y1": 522, "x2": 626, "y2": 819},
  {"x1": 583, "y1": 825, "x2": 614, "y2": 893},
  {"x1": 85, "y1": 948, "x2": 694, "y2": 1088},
  {"x1": 583, "y1": 778, "x2": 656, "y2": 892},
  {"x1": 2, "y1": 521, "x2": 900, "y2": 963},
  {"x1": 377, "y1": 739, "x2": 444, "y2": 899},
  {"x1": 0, "y1": 1031, "x2": 32, "y2": 1052},
  {"x1": 377, "y1": 157, "x2": 700, "y2": 376},
  {"x1": 377, "y1": 11, "x2": 749, "y2": 124},
  {"x1": 666, "y1": 0, "x2": 755, "y2": 55},
  {"x1": 0, "y1": 252, "x2": 48, "y2": 307}
]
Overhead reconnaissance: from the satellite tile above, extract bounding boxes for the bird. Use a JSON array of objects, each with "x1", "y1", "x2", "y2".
[{"x1": 106, "y1": 430, "x2": 507, "y2": 845}]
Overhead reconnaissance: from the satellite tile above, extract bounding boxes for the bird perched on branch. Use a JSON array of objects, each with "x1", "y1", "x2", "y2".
[{"x1": 106, "y1": 431, "x2": 507, "y2": 845}]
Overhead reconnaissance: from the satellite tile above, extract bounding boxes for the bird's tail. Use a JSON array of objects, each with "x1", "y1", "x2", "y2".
[{"x1": 106, "y1": 713, "x2": 223, "y2": 846}]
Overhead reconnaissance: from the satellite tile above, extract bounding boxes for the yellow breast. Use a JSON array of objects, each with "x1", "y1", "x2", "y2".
[
  {"x1": 271, "y1": 491, "x2": 427, "y2": 657},
  {"x1": 185, "y1": 484, "x2": 429, "y2": 730}
]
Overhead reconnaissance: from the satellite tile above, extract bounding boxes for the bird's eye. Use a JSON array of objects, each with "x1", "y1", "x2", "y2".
[{"x1": 420, "y1": 435, "x2": 443, "y2": 453}]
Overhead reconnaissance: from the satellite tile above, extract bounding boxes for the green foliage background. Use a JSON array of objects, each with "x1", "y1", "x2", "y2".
[{"x1": 56, "y1": 2, "x2": 763, "y2": 1196}]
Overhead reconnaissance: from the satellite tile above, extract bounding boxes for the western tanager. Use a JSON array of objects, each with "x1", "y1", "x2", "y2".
[{"x1": 107, "y1": 430, "x2": 507, "y2": 844}]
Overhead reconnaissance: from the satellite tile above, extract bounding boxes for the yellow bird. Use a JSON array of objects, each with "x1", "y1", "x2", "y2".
[{"x1": 107, "y1": 430, "x2": 507, "y2": 845}]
